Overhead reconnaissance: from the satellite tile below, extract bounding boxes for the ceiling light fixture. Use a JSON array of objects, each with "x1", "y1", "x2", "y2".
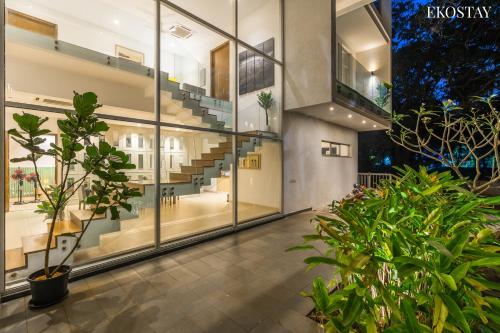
[
  {"x1": 347, "y1": 114, "x2": 352, "y2": 119},
  {"x1": 362, "y1": 120, "x2": 366, "y2": 124},
  {"x1": 168, "y1": 24, "x2": 193, "y2": 39},
  {"x1": 113, "y1": 19, "x2": 120, "y2": 25},
  {"x1": 373, "y1": 124, "x2": 377, "y2": 128},
  {"x1": 329, "y1": 106, "x2": 334, "y2": 111}
]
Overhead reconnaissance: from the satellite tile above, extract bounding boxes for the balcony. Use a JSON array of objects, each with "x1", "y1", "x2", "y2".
[{"x1": 335, "y1": 1, "x2": 391, "y2": 120}]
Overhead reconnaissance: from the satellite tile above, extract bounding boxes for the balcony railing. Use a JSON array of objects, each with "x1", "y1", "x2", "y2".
[
  {"x1": 358, "y1": 173, "x2": 393, "y2": 188},
  {"x1": 336, "y1": 81, "x2": 390, "y2": 120}
]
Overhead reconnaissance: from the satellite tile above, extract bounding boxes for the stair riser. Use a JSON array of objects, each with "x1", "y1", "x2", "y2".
[
  {"x1": 180, "y1": 166, "x2": 204, "y2": 174},
  {"x1": 170, "y1": 173, "x2": 193, "y2": 182},
  {"x1": 192, "y1": 160, "x2": 215, "y2": 167}
]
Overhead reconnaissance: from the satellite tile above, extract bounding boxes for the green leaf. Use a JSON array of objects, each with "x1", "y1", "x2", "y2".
[
  {"x1": 286, "y1": 245, "x2": 315, "y2": 252},
  {"x1": 94, "y1": 121, "x2": 109, "y2": 133},
  {"x1": 99, "y1": 141, "x2": 112, "y2": 155},
  {"x1": 109, "y1": 206, "x2": 119, "y2": 220},
  {"x1": 341, "y1": 293, "x2": 362, "y2": 327},
  {"x1": 312, "y1": 277, "x2": 330, "y2": 314},
  {"x1": 440, "y1": 293, "x2": 471, "y2": 333},
  {"x1": 470, "y1": 257, "x2": 500, "y2": 267},
  {"x1": 437, "y1": 273, "x2": 457, "y2": 291},
  {"x1": 432, "y1": 295, "x2": 448, "y2": 333},
  {"x1": 428, "y1": 240, "x2": 454, "y2": 258},
  {"x1": 401, "y1": 299, "x2": 420, "y2": 333},
  {"x1": 450, "y1": 262, "x2": 470, "y2": 283},
  {"x1": 304, "y1": 256, "x2": 345, "y2": 267}
]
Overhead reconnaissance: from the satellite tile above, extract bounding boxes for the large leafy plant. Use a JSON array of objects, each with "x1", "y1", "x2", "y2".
[
  {"x1": 9, "y1": 92, "x2": 141, "y2": 279},
  {"x1": 290, "y1": 167, "x2": 500, "y2": 333}
]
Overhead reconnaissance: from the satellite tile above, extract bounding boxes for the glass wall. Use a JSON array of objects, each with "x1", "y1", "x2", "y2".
[
  {"x1": 160, "y1": 4, "x2": 235, "y2": 130},
  {"x1": 237, "y1": 45, "x2": 282, "y2": 135},
  {"x1": 336, "y1": 0, "x2": 391, "y2": 113},
  {"x1": 159, "y1": 128, "x2": 234, "y2": 241},
  {"x1": 238, "y1": 0, "x2": 282, "y2": 61},
  {"x1": 237, "y1": 137, "x2": 282, "y2": 223},
  {"x1": 2, "y1": 0, "x2": 282, "y2": 291}
]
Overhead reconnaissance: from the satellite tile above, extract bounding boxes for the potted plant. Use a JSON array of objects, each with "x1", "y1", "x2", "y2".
[
  {"x1": 24, "y1": 172, "x2": 39, "y2": 203},
  {"x1": 374, "y1": 81, "x2": 392, "y2": 110},
  {"x1": 8, "y1": 91, "x2": 141, "y2": 308},
  {"x1": 257, "y1": 91, "x2": 274, "y2": 132},
  {"x1": 11, "y1": 168, "x2": 26, "y2": 204}
]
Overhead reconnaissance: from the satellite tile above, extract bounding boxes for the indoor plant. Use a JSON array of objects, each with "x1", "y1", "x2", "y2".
[
  {"x1": 9, "y1": 91, "x2": 141, "y2": 308},
  {"x1": 257, "y1": 91, "x2": 274, "y2": 132},
  {"x1": 290, "y1": 166, "x2": 500, "y2": 332}
]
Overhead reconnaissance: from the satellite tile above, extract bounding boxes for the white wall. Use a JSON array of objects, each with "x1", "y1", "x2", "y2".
[
  {"x1": 238, "y1": 141, "x2": 282, "y2": 209},
  {"x1": 283, "y1": 112, "x2": 358, "y2": 213},
  {"x1": 284, "y1": 0, "x2": 332, "y2": 110}
]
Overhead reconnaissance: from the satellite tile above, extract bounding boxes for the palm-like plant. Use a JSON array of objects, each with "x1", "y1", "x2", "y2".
[
  {"x1": 290, "y1": 167, "x2": 500, "y2": 332},
  {"x1": 257, "y1": 91, "x2": 274, "y2": 129}
]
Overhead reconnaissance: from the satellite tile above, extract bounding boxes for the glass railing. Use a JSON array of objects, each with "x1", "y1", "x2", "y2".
[{"x1": 336, "y1": 40, "x2": 391, "y2": 114}]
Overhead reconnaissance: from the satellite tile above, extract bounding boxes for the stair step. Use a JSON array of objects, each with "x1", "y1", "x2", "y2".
[
  {"x1": 70, "y1": 210, "x2": 106, "y2": 224},
  {"x1": 202, "y1": 152, "x2": 226, "y2": 160},
  {"x1": 22, "y1": 233, "x2": 56, "y2": 255},
  {"x1": 218, "y1": 141, "x2": 232, "y2": 148},
  {"x1": 210, "y1": 147, "x2": 231, "y2": 154},
  {"x1": 169, "y1": 172, "x2": 193, "y2": 182},
  {"x1": 192, "y1": 159, "x2": 215, "y2": 167},
  {"x1": 180, "y1": 165, "x2": 204, "y2": 174},
  {"x1": 47, "y1": 219, "x2": 82, "y2": 235},
  {"x1": 5, "y1": 248, "x2": 26, "y2": 271}
]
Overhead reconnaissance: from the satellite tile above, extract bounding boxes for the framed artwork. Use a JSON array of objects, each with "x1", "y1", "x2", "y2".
[
  {"x1": 239, "y1": 38, "x2": 275, "y2": 95},
  {"x1": 239, "y1": 153, "x2": 261, "y2": 169},
  {"x1": 115, "y1": 45, "x2": 144, "y2": 64}
]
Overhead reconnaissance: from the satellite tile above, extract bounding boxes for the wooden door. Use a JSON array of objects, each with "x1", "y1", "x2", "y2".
[{"x1": 211, "y1": 42, "x2": 230, "y2": 101}]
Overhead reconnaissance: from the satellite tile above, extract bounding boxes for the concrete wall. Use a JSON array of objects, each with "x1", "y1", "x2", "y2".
[
  {"x1": 283, "y1": 112, "x2": 357, "y2": 213},
  {"x1": 284, "y1": 0, "x2": 332, "y2": 110}
]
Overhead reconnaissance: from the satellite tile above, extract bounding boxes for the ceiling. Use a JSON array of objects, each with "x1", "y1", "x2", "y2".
[
  {"x1": 336, "y1": 6, "x2": 387, "y2": 54},
  {"x1": 287, "y1": 102, "x2": 390, "y2": 132},
  {"x1": 336, "y1": 0, "x2": 374, "y2": 16}
]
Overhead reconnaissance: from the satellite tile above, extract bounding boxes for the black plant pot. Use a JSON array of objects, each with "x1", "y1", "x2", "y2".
[{"x1": 27, "y1": 265, "x2": 71, "y2": 309}]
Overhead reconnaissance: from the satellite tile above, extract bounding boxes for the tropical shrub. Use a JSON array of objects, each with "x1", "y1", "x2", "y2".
[{"x1": 290, "y1": 167, "x2": 500, "y2": 333}]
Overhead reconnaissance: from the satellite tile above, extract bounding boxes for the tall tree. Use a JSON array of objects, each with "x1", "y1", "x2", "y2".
[{"x1": 359, "y1": 0, "x2": 499, "y2": 172}]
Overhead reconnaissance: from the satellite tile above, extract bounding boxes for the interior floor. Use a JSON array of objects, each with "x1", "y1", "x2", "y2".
[{"x1": 5, "y1": 192, "x2": 280, "y2": 265}]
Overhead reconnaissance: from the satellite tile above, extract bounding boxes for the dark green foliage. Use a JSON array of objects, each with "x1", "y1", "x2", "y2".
[{"x1": 292, "y1": 167, "x2": 500, "y2": 332}]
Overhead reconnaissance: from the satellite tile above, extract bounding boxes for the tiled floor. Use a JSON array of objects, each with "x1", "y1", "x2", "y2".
[{"x1": 1, "y1": 212, "x2": 330, "y2": 333}]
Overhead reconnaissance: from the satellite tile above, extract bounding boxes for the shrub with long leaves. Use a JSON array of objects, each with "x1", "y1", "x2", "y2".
[{"x1": 290, "y1": 166, "x2": 500, "y2": 333}]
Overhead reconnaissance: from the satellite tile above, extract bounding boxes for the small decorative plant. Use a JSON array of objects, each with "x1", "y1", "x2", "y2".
[
  {"x1": 374, "y1": 81, "x2": 392, "y2": 109},
  {"x1": 11, "y1": 168, "x2": 26, "y2": 204},
  {"x1": 257, "y1": 91, "x2": 274, "y2": 131},
  {"x1": 290, "y1": 166, "x2": 500, "y2": 332},
  {"x1": 9, "y1": 91, "x2": 141, "y2": 306},
  {"x1": 24, "y1": 172, "x2": 39, "y2": 202}
]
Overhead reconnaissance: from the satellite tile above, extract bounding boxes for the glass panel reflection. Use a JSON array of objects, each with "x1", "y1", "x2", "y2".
[
  {"x1": 159, "y1": 128, "x2": 234, "y2": 241},
  {"x1": 237, "y1": 136, "x2": 281, "y2": 222}
]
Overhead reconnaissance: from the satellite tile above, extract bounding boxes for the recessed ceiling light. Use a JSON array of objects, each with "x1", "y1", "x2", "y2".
[
  {"x1": 373, "y1": 124, "x2": 377, "y2": 128},
  {"x1": 113, "y1": 19, "x2": 120, "y2": 25},
  {"x1": 347, "y1": 114, "x2": 352, "y2": 119},
  {"x1": 329, "y1": 106, "x2": 334, "y2": 111},
  {"x1": 362, "y1": 120, "x2": 366, "y2": 124}
]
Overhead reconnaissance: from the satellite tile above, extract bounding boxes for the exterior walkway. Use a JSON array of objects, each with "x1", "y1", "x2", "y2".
[{"x1": 1, "y1": 212, "x2": 329, "y2": 333}]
